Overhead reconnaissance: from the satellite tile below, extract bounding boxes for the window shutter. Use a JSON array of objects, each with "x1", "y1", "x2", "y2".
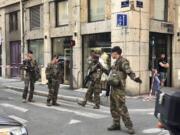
[{"x1": 30, "y1": 6, "x2": 40, "y2": 29}]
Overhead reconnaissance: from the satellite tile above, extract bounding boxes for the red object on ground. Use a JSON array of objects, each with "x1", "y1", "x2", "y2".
[{"x1": 157, "y1": 121, "x2": 164, "y2": 128}]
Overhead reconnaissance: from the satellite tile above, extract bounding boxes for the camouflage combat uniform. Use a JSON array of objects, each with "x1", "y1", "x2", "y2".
[
  {"x1": 22, "y1": 59, "x2": 38, "y2": 102},
  {"x1": 108, "y1": 57, "x2": 137, "y2": 132},
  {"x1": 79, "y1": 62, "x2": 107, "y2": 109},
  {"x1": 46, "y1": 63, "x2": 61, "y2": 105}
]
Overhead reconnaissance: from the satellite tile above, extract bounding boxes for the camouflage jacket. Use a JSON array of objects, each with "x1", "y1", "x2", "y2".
[
  {"x1": 111, "y1": 57, "x2": 136, "y2": 93},
  {"x1": 22, "y1": 59, "x2": 38, "y2": 80},
  {"x1": 45, "y1": 63, "x2": 62, "y2": 81},
  {"x1": 89, "y1": 62, "x2": 108, "y2": 84}
]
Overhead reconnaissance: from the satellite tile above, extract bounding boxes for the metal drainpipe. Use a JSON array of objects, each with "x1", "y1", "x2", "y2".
[
  {"x1": 138, "y1": 7, "x2": 142, "y2": 95},
  {"x1": 20, "y1": 0, "x2": 25, "y2": 80},
  {"x1": 20, "y1": 0, "x2": 25, "y2": 60}
]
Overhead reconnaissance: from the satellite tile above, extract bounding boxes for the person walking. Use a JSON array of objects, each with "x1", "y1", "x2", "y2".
[
  {"x1": 107, "y1": 46, "x2": 142, "y2": 134},
  {"x1": 46, "y1": 55, "x2": 62, "y2": 106},
  {"x1": 78, "y1": 54, "x2": 108, "y2": 109}
]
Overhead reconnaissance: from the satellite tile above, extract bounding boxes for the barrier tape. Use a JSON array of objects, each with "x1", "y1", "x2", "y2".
[{"x1": 0, "y1": 65, "x2": 21, "y2": 68}]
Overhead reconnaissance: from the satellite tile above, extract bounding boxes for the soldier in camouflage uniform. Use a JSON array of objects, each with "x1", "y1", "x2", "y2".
[
  {"x1": 107, "y1": 46, "x2": 142, "y2": 134},
  {"x1": 22, "y1": 50, "x2": 38, "y2": 103},
  {"x1": 78, "y1": 55, "x2": 108, "y2": 109},
  {"x1": 86, "y1": 50, "x2": 96, "y2": 102},
  {"x1": 46, "y1": 55, "x2": 62, "y2": 106}
]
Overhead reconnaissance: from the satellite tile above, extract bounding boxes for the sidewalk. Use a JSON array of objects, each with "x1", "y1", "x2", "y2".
[{"x1": 0, "y1": 77, "x2": 146, "y2": 106}]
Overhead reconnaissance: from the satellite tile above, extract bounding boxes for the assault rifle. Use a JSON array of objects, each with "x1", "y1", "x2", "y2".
[{"x1": 84, "y1": 63, "x2": 102, "y2": 87}]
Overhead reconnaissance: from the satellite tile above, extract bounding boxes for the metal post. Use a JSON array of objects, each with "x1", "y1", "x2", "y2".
[
  {"x1": 70, "y1": 46, "x2": 73, "y2": 89},
  {"x1": 20, "y1": 0, "x2": 25, "y2": 60}
]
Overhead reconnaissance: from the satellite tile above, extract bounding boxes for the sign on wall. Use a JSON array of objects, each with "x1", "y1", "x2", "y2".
[
  {"x1": 136, "y1": 0, "x2": 143, "y2": 8},
  {"x1": 121, "y1": 0, "x2": 129, "y2": 8},
  {"x1": 117, "y1": 14, "x2": 128, "y2": 27}
]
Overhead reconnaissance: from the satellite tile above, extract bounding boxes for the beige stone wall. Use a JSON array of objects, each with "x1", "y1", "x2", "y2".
[
  {"x1": 172, "y1": 0, "x2": 180, "y2": 88},
  {"x1": 0, "y1": 0, "x2": 19, "y2": 8},
  {"x1": 111, "y1": 0, "x2": 150, "y2": 95},
  {"x1": 105, "y1": 0, "x2": 111, "y2": 20},
  {"x1": 80, "y1": 0, "x2": 88, "y2": 23},
  {"x1": 168, "y1": 0, "x2": 176, "y2": 23}
]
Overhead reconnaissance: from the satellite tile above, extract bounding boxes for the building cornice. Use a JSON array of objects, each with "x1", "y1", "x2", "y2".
[{"x1": 0, "y1": 0, "x2": 20, "y2": 9}]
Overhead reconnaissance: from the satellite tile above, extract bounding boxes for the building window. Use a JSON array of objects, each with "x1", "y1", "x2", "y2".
[
  {"x1": 88, "y1": 0, "x2": 105, "y2": 22},
  {"x1": 9, "y1": 12, "x2": 18, "y2": 32},
  {"x1": 30, "y1": 6, "x2": 41, "y2": 30},
  {"x1": 154, "y1": 0, "x2": 167, "y2": 21},
  {"x1": 29, "y1": 40, "x2": 44, "y2": 65},
  {"x1": 56, "y1": 0, "x2": 69, "y2": 26}
]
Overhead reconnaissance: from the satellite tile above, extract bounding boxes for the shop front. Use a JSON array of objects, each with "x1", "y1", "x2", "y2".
[
  {"x1": 52, "y1": 37, "x2": 72, "y2": 85},
  {"x1": 82, "y1": 33, "x2": 111, "y2": 88},
  {"x1": 149, "y1": 32, "x2": 172, "y2": 86},
  {"x1": 28, "y1": 39, "x2": 44, "y2": 66}
]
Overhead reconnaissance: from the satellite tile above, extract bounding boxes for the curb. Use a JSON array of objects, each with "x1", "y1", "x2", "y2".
[
  {"x1": 4, "y1": 85, "x2": 83, "y2": 103},
  {"x1": 3, "y1": 85, "x2": 145, "y2": 107}
]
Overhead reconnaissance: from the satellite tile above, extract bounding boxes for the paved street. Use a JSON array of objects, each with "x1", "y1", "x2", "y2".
[{"x1": 0, "y1": 84, "x2": 170, "y2": 135}]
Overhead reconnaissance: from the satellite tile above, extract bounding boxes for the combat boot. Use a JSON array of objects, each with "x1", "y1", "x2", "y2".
[
  {"x1": 127, "y1": 128, "x2": 135, "y2": 134},
  {"x1": 47, "y1": 102, "x2": 52, "y2": 106},
  {"x1": 77, "y1": 101, "x2": 86, "y2": 107},
  {"x1": 52, "y1": 102, "x2": 60, "y2": 106},
  {"x1": 107, "y1": 124, "x2": 121, "y2": 131},
  {"x1": 28, "y1": 99, "x2": 35, "y2": 103},
  {"x1": 93, "y1": 105, "x2": 100, "y2": 109},
  {"x1": 22, "y1": 99, "x2": 27, "y2": 103}
]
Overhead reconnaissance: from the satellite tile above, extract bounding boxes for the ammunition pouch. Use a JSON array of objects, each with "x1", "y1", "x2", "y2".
[{"x1": 107, "y1": 70, "x2": 126, "y2": 88}]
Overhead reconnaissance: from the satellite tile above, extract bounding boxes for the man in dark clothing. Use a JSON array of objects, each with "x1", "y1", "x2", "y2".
[
  {"x1": 157, "y1": 53, "x2": 169, "y2": 86},
  {"x1": 21, "y1": 50, "x2": 38, "y2": 103}
]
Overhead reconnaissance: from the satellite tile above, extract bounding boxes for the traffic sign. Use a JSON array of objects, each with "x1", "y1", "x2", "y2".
[
  {"x1": 121, "y1": 0, "x2": 129, "y2": 8},
  {"x1": 137, "y1": 0, "x2": 143, "y2": 8},
  {"x1": 117, "y1": 14, "x2": 128, "y2": 27}
]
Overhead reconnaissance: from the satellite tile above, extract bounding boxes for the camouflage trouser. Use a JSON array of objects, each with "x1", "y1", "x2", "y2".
[
  {"x1": 47, "y1": 79, "x2": 59, "y2": 104},
  {"x1": 23, "y1": 78, "x2": 35, "y2": 101},
  {"x1": 110, "y1": 91, "x2": 133, "y2": 128},
  {"x1": 84, "y1": 82, "x2": 101, "y2": 107}
]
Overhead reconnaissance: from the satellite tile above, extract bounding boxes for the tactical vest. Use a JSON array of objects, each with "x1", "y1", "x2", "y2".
[{"x1": 108, "y1": 58, "x2": 127, "y2": 89}]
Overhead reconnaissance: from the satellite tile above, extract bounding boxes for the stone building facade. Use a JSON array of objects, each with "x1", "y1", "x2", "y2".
[{"x1": 0, "y1": 0, "x2": 180, "y2": 95}]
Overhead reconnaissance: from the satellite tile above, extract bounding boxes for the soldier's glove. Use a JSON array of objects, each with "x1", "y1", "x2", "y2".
[{"x1": 134, "y1": 77, "x2": 142, "y2": 84}]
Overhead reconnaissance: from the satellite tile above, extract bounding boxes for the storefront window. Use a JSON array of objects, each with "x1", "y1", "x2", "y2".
[
  {"x1": 56, "y1": 0, "x2": 69, "y2": 26},
  {"x1": 52, "y1": 37, "x2": 71, "y2": 85},
  {"x1": 82, "y1": 33, "x2": 111, "y2": 88},
  {"x1": 29, "y1": 40, "x2": 44, "y2": 65},
  {"x1": 88, "y1": 0, "x2": 105, "y2": 22},
  {"x1": 154, "y1": 0, "x2": 167, "y2": 21}
]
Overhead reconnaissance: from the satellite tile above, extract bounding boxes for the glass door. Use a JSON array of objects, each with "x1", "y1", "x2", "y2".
[
  {"x1": 149, "y1": 32, "x2": 172, "y2": 86},
  {"x1": 63, "y1": 48, "x2": 71, "y2": 85}
]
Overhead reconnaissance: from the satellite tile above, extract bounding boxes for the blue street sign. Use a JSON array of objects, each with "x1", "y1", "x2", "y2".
[
  {"x1": 137, "y1": 0, "x2": 143, "y2": 8},
  {"x1": 117, "y1": 14, "x2": 128, "y2": 27},
  {"x1": 121, "y1": 0, "x2": 129, "y2": 8}
]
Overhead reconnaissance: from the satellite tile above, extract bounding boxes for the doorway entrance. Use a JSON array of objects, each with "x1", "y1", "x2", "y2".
[
  {"x1": 52, "y1": 37, "x2": 72, "y2": 85},
  {"x1": 149, "y1": 32, "x2": 172, "y2": 86},
  {"x1": 10, "y1": 41, "x2": 21, "y2": 77}
]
